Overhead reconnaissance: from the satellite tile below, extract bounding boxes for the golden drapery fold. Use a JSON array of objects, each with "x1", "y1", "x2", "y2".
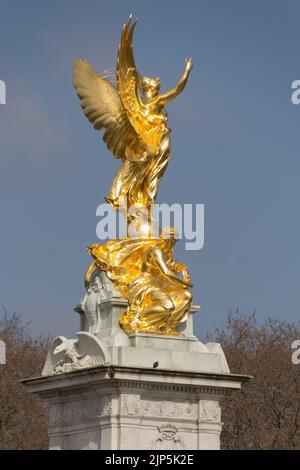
[
  {"x1": 105, "y1": 135, "x2": 170, "y2": 210},
  {"x1": 87, "y1": 237, "x2": 192, "y2": 335}
]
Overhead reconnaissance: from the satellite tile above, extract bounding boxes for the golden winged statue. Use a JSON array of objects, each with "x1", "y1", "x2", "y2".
[
  {"x1": 73, "y1": 14, "x2": 193, "y2": 211},
  {"x1": 74, "y1": 15, "x2": 194, "y2": 336}
]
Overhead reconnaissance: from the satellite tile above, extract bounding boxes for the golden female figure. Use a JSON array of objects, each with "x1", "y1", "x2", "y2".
[
  {"x1": 73, "y1": 15, "x2": 193, "y2": 210},
  {"x1": 87, "y1": 228, "x2": 192, "y2": 335}
]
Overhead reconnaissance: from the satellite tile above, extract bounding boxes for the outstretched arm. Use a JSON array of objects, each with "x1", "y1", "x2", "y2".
[{"x1": 156, "y1": 58, "x2": 193, "y2": 106}]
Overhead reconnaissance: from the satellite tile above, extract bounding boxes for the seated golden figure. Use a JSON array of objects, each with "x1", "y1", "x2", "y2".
[{"x1": 86, "y1": 227, "x2": 192, "y2": 335}]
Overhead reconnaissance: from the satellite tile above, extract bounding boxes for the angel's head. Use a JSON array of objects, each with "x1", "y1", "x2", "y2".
[{"x1": 141, "y1": 76, "x2": 160, "y2": 97}]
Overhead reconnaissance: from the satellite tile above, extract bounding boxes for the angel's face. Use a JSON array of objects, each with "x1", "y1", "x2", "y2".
[{"x1": 141, "y1": 76, "x2": 160, "y2": 98}]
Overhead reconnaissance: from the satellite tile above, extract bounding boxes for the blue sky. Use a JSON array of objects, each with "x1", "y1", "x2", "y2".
[{"x1": 0, "y1": 0, "x2": 299, "y2": 339}]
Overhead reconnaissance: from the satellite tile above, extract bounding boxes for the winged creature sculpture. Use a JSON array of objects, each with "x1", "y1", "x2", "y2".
[{"x1": 73, "y1": 14, "x2": 193, "y2": 211}]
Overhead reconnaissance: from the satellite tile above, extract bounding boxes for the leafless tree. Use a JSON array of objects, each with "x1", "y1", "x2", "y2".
[
  {"x1": 210, "y1": 310, "x2": 300, "y2": 449},
  {"x1": 0, "y1": 309, "x2": 49, "y2": 449}
]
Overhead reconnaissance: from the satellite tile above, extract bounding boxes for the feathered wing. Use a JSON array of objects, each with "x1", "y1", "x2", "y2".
[
  {"x1": 117, "y1": 16, "x2": 165, "y2": 157},
  {"x1": 73, "y1": 58, "x2": 146, "y2": 160}
]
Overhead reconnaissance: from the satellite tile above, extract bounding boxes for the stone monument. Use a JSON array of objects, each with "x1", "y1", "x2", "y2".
[{"x1": 23, "y1": 15, "x2": 249, "y2": 450}]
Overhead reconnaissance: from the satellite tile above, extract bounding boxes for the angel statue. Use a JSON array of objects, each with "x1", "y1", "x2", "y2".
[{"x1": 73, "y1": 14, "x2": 193, "y2": 211}]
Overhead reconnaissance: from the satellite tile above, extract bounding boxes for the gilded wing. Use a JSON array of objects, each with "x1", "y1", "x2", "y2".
[
  {"x1": 73, "y1": 58, "x2": 146, "y2": 160},
  {"x1": 117, "y1": 16, "x2": 165, "y2": 156}
]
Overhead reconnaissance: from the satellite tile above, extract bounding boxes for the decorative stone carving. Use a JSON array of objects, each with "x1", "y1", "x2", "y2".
[
  {"x1": 49, "y1": 399, "x2": 102, "y2": 427},
  {"x1": 121, "y1": 394, "x2": 197, "y2": 418},
  {"x1": 81, "y1": 277, "x2": 102, "y2": 335},
  {"x1": 148, "y1": 424, "x2": 186, "y2": 450},
  {"x1": 63, "y1": 400, "x2": 100, "y2": 424},
  {"x1": 121, "y1": 394, "x2": 140, "y2": 415},
  {"x1": 42, "y1": 331, "x2": 110, "y2": 376},
  {"x1": 158, "y1": 401, "x2": 177, "y2": 417},
  {"x1": 48, "y1": 404, "x2": 61, "y2": 426},
  {"x1": 80, "y1": 270, "x2": 122, "y2": 334},
  {"x1": 200, "y1": 401, "x2": 221, "y2": 422},
  {"x1": 101, "y1": 397, "x2": 112, "y2": 416}
]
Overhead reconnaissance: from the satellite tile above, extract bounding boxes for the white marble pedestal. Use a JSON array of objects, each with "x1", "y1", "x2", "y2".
[
  {"x1": 23, "y1": 363, "x2": 248, "y2": 450},
  {"x1": 23, "y1": 270, "x2": 250, "y2": 450}
]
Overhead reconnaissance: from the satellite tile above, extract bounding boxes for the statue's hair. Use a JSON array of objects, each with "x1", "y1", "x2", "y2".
[{"x1": 141, "y1": 76, "x2": 160, "y2": 90}]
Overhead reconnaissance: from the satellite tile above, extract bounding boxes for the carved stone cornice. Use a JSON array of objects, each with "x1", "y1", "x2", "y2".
[{"x1": 22, "y1": 365, "x2": 250, "y2": 402}]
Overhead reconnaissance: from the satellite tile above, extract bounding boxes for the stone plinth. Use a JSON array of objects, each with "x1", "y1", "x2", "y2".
[
  {"x1": 23, "y1": 364, "x2": 249, "y2": 450},
  {"x1": 23, "y1": 270, "x2": 250, "y2": 449}
]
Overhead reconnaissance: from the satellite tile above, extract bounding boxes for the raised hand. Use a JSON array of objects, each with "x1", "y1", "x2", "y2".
[{"x1": 185, "y1": 57, "x2": 193, "y2": 73}]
